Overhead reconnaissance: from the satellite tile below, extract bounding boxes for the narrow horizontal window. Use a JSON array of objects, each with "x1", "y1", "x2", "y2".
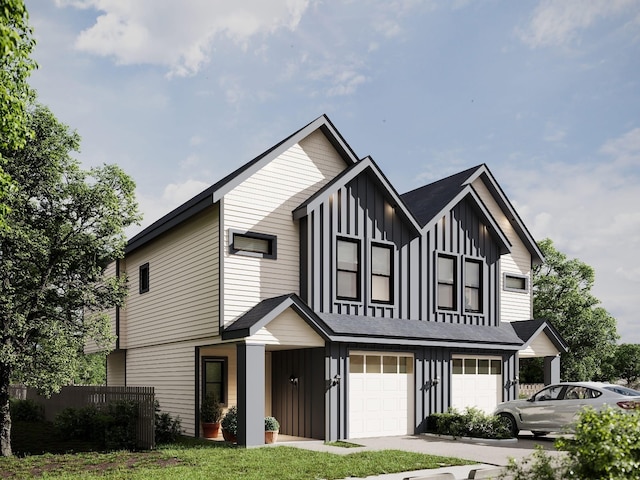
[
  {"x1": 139, "y1": 263, "x2": 149, "y2": 294},
  {"x1": 504, "y1": 273, "x2": 528, "y2": 292},
  {"x1": 229, "y1": 230, "x2": 277, "y2": 259}
]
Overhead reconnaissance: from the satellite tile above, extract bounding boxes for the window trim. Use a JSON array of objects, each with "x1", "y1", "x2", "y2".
[
  {"x1": 436, "y1": 254, "x2": 457, "y2": 311},
  {"x1": 229, "y1": 229, "x2": 277, "y2": 259},
  {"x1": 464, "y1": 258, "x2": 483, "y2": 313},
  {"x1": 336, "y1": 237, "x2": 361, "y2": 301},
  {"x1": 370, "y1": 242, "x2": 394, "y2": 304},
  {"x1": 202, "y1": 356, "x2": 228, "y2": 405},
  {"x1": 139, "y1": 262, "x2": 149, "y2": 294},
  {"x1": 503, "y1": 273, "x2": 529, "y2": 293}
]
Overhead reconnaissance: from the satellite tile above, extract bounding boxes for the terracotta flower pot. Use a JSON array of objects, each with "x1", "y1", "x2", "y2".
[
  {"x1": 265, "y1": 430, "x2": 279, "y2": 444},
  {"x1": 222, "y1": 429, "x2": 237, "y2": 443},
  {"x1": 202, "y1": 422, "x2": 220, "y2": 439}
]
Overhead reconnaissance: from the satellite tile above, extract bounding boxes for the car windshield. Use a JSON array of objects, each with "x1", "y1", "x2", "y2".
[{"x1": 603, "y1": 385, "x2": 640, "y2": 396}]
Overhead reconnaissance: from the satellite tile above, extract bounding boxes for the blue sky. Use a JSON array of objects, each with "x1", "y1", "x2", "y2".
[{"x1": 26, "y1": 1, "x2": 640, "y2": 344}]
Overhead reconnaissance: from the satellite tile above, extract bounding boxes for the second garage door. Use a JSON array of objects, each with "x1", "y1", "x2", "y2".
[
  {"x1": 348, "y1": 352, "x2": 414, "y2": 438},
  {"x1": 451, "y1": 355, "x2": 503, "y2": 414}
]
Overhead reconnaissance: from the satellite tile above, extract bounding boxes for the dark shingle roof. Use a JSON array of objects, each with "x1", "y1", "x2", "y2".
[
  {"x1": 400, "y1": 165, "x2": 482, "y2": 227},
  {"x1": 511, "y1": 318, "x2": 569, "y2": 352}
]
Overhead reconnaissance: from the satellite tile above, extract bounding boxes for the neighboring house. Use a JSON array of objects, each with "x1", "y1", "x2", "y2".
[{"x1": 87, "y1": 115, "x2": 567, "y2": 446}]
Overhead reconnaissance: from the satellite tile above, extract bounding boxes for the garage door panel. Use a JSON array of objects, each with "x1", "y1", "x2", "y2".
[
  {"x1": 349, "y1": 352, "x2": 414, "y2": 438},
  {"x1": 451, "y1": 356, "x2": 502, "y2": 414}
]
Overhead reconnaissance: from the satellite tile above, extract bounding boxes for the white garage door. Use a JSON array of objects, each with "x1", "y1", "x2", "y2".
[
  {"x1": 348, "y1": 352, "x2": 414, "y2": 438},
  {"x1": 451, "y1": 356, "x2": 502, "y2": 414}
]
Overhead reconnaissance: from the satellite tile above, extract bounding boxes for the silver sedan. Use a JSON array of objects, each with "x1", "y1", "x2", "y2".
[{"x1": 493, "y1": 382, "x2": 640, "y2": 437}]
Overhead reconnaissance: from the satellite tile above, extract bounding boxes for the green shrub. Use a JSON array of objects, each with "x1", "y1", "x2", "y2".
[
  {"x1": 501, "y1": 407, "x2": 640, "y2": 480},
  {"x1": 428, "y1": 407, "x2": 512, "y2": 439},
  {"x1": 264, "y1": 416, "x2": 279, "y2": 431},
  {"x1": 155, "y1": 401, "x2": 182, "y2": 444},
  {"x1": 221, "y1": 406, "x2": 238, "y2": 436},
  {"x1": 9, "y1": 398, "x2": 44, "y2": 422},
  {"x1": 54, "y1": 400, "x2": 140, "y2": 450}
]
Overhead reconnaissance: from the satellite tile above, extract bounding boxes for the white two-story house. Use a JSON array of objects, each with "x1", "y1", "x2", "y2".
[{"x1": 87, "y1": 115, "x2": 567, "y2": 446}]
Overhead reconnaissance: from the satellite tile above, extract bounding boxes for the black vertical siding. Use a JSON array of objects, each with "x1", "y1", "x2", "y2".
[{"x1": 272, "y1": 348, "x2": 325, "y2": 439}]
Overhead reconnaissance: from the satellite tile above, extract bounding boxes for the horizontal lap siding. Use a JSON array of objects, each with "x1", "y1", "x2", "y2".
[
  {"x1": 123, "y1": 207, "x2": 219, "y2": 348},
  {"x1": 106, "y1": 351, "x2": 126, "y2": 386},
  {"x1": 222, "y1": 130, "x2": 346, "y2": 327},
  {"x1": 472, "y1": 179, "x2": 533, "y2": 322},
  {"x1": 249, "y1": 308, "x2": 325, "y2": 346}
]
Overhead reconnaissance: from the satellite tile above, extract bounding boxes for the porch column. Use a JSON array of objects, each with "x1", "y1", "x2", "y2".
[
  {"x1": 237, "y1": 342, "x2": 265, "y2": 447},
  {"x1": 544, "y1": 355, "x2": 560, "y2": 385}
]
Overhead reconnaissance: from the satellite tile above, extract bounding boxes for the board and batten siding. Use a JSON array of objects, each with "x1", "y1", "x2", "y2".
[
  {"x1": 423, "y1": 198, "x2": 501, "y2": 326},
  {"x1": 472, "y1": 179, "x2": 533, "y2": 322},
  {"x1": 301, "y1": 170, "x2": 420, "y2": 319},
  {"x1": 122, "y1": 206, "x2": 219, "y2": 349},
  {"x1": 222, "y1": 130, "x2": 347, "y2": 327}
]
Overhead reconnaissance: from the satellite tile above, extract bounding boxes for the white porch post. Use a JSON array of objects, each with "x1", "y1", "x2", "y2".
[{"x1": 237, "y1": 342, "x2": 265, "y2": 447}]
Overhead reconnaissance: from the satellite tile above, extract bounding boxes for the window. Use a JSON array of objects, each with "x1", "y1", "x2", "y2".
[
  {"x1": 202, "y1": 358, "x2": 227, "y2": 404},
  {"x1": 229, "y1": 230, "x2": 277, "y2": 259},
  {"x1": 465, "y1": 259, "x2": 482, "y2": 313},
  {"x1": 437, "y1": 255, "x2": 456, "y2": 310},
  {"x1": 504, "y1": 273, "x2": 528, "y2": 293},
  {"x1": 139, "y1": 263, "x2": 149, "y2": 294},
  {"x1": 337, "y1": 238, "x2": 360, "y2": 300},
  {"x1": 371, "y1": 244, "x2": 393, "y2": 303}
]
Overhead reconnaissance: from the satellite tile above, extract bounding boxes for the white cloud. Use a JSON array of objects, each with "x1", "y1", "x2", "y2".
[
  {"x1": 504, "y1": 127, "x2": 640, "y2": 343},
  {"x1": 60, "y1": 0, "x2": 310, "y2": 77},
  {"x1": 519, "y1": 0, "x2": 640, "y2": 48}
]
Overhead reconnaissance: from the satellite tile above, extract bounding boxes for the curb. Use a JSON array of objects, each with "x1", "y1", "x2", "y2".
[{"x1": 421, "y1": 432, "x2": 518, "y2": 444}]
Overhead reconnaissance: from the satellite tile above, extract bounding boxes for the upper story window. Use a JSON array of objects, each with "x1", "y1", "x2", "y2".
[
  {"x1": 504, "y1": 273, "x2": 528, "y2": 293},
  {"x1": 336, "y1": 238, "x2": 360, "y2": 300},
  {"x1": 229, "y1": 230, "x2": 277, "y2": 259},
  {"x1": 437, "y1": 255, "x2": 456, "y2": 310},
  {"x1": 139, "y1": 262, "x2": 150, "y2": 294},
  {"x1": 371, "y1": 243, "x2": 393, "y2": 303},
  {"x1": 464, "y1": 259, "x2": 482, "y2": 313}
]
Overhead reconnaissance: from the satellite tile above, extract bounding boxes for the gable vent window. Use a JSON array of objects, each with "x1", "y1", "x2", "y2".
[
  {"x1": 337, "y1": 238, "x2": 360, "y2": 300},
  {"x1": 464, "y1": 259, "x2": 482, "y2": 313},
  {"x1": 139, "y1": 262, "x2": 150, "y2": 294},
  {"x1": 437, "y1": 255, "x2": 456, "y2": 310},
  {"x1": 230, "y1": 230, "x2": 277, "y2": 259},
  {"x1": 371, "y1": 243, "x2": 393, "y2": 303},
  {"x1": 504, "y1": 273, "x2": 528, "y2": 293}
]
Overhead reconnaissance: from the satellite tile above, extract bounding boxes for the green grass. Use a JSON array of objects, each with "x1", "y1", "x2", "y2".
[
  {"x1": 324, "y1": 440, "x2": 364, "y2": 448},
  {"x1": 3, "y1": 423, "x2": 474, "y2": 479}
]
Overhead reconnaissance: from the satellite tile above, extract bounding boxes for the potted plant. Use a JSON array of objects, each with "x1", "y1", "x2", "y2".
[
  {"x1": 264, "y1": 416, "x2": 280, "y2": 444},
  {"x1": 200, "y1": 392, "x2": 223, "y2": 439},
  {"x1": 221, "y1": 406, "x2": 238, "y2": 443}
]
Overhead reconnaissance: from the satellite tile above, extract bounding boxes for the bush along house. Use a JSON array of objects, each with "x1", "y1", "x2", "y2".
[{"x1": 86, "y1": 115, "x2": 567, "y2": 446}]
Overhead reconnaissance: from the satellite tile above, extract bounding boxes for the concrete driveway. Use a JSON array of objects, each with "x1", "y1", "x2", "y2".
[{"x1": 280, "y1": 432, "x2": 565, "y2": 480}]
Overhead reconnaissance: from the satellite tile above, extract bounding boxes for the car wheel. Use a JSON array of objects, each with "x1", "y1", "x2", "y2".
[
  {"x1": 498, "y1": 413, "x2": 519, "y2": 437},
  {"x1": 532, "y1": 431, "x2": 549, "y2": 437}
]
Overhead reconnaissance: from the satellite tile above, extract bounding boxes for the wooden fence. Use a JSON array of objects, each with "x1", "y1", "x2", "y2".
[
  {"x1": 519, "y1": 383, "x2": 545, "y2": 398},
  {"x1": 9, "y1": 385, "x2": 155, "y2": 450}
]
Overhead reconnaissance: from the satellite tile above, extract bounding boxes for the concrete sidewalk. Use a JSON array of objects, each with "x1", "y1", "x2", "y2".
[{"x1": 279, "y1": 432, "x2": 564, "y2": 480}]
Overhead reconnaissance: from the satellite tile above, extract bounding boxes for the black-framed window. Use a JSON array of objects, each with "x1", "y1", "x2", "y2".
[
  {"x1": 202, "y1": 357, "x2": 227, "y2": 405},
  {"x1": 336, "y1": 238, "x2": 360, "y2": 300},
  {"x1": 229, "y1": 230, "x2": 277, "y2": 259},
  {"x1": 437, "y1": 255, "x2": 456, "y2": 310},
  {"x1": 371, "y1": 243, "x2": 393, "y2": 303},
  {"x1": 504, "y1": 273, "x2": 528, "y2": 293},
  {"x1": 464, "y1": 259, "x2": 482, "y2": 313},
  {"x1": 139, "y1": 263, "x2": 149, "y2": 294}
]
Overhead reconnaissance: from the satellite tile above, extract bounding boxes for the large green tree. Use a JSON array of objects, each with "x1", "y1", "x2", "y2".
[
  {"x1": 533, "y1": 238, "x2": 618, "y2": 381},
  {"x1": 610, "y1": 343, "x2": 640, "y2": 386},
  {"x1": 0, "y1": 104, "x2": 140, "y2": 456},
  {"x1": 0, "y1": 0, "x2": 37, "y2": 229}
]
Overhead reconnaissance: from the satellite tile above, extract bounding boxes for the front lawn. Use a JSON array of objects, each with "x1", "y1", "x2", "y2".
[{"x1": 2, "y1": 431, "x2": 473, "y2": 479}]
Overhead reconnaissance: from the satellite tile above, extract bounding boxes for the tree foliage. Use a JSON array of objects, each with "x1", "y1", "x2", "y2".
[
  {"x1": 609, "y1": 344, "x2": 640, "y2": 386},
  {"x1": 0, "y1": 104, "x2": 140, "y2": 456},
  {"x1": 0, "y1": 0, "x2": 37, "y2": 229},
  {"x1": 533, "y1": 238, "x2": 618, "y2": 381}
]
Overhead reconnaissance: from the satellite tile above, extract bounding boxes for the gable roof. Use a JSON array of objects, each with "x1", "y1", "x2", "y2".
[
  {"x1": 292, "y1": 155, "x2": 422, "y2": 234},
  {"x1": 511, "y1": 318, "x2": 569, "y2": 353},
  {"x1": 401, "y1": 164, "x2": 543, "y2": 264},
  {"x1": 126, "y1": 114, "x2": 358, "y2": 254}
]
